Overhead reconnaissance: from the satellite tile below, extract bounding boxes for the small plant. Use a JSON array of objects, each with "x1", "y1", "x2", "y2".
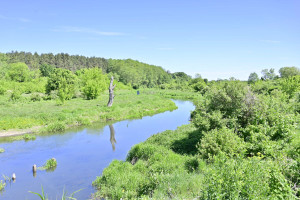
[
  {"x1": 29, "y1": 185, "x2": 48, "y2": 200},
  {"x1": 23, "y1": 134, "x2": 36, "y2": 141},
  {"x1": 0, "y1": 148, "x2": 4, "y2": 153},
  {"x1": 2, "y1": 174, "x2": 11, "y2": 182},
  {"x1": 38, "y1": 158, "x2": 57, "y2": 171},
  {"x1": 0, "y1": 180, "x2": 6, "y2": 191},
  {"x1": 29, "y1": 185, "x2": 82, "y2": 200}
]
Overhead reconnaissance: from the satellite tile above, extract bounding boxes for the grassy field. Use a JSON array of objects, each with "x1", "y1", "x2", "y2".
[{"x1": 0, "y1": 89, "x2": 184, "y2": 134}]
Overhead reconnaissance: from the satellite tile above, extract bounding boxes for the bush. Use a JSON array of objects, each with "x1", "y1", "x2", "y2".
[
  {"x1": 198, "y1": 128, "x2": 246, "y2": 159},
  {"x1": 46, "y1": 68, "x2": 77, "y2": 102},
  {"x1": 80, "y1": 68, "x2": 107, "y2": 99},
  {"x1": 9, "y1": 90, "x2": 21, "y2": 101},
  {"x1": 7, "y1": 62, "x2": 30, "y2": 82},
  {"x1": 0, "y1": 86, "x2": 5, "y2": 95},
  {"x1": 30, "y1": 93, "x2": 42, "y2": 102}
]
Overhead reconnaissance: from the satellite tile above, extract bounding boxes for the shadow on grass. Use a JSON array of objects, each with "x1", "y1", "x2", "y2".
[{"x1": 170, "y1": 129, "x2": 203, "y2": 156}]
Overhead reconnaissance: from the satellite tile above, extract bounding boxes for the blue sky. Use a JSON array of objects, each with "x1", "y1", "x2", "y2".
[{"x1": 0, "y1": 0, "x2": 299, "y2": 80}]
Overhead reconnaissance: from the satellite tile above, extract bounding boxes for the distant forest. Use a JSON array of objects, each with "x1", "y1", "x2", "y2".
[{"x1": 5, "y1": 51, "x2": 192, "y2": 89}]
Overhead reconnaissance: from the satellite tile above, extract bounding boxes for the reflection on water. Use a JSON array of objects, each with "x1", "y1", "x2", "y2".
[
  {"x1": 109, "y1": 124, "x2": 117, "y2": 151},
  {"x1": 0, "y1": 100, "x2": 195, "y2": 200}
]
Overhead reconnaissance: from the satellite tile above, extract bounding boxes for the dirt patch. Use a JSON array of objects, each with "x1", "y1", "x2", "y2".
[{"x1": 0, "y1": 126, "x2": 42, "y2": 138}]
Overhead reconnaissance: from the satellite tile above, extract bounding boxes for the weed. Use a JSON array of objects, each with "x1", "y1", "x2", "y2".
[
  {"x1": 23, "y1": 134, "x2": 36, "y2": 141},
  {"x1": 0, "y1": 148, "x2": 4, "y2": 153},
  {"x1": 0, "y1": 180, "x2": 5, "y2": 191},
  {"x1": 29, "y1": 185, "x2": 83, "y2": 200}
]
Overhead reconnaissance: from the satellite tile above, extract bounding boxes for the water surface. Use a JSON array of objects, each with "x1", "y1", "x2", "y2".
[{"x1": 0, "y1": 100, "x2": 194, "y2": 200}]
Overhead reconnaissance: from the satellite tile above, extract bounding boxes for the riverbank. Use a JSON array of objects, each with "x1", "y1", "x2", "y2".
[
  {"x1": 92, "y1": 123, "x2": 300, "y2": 199},
  {"x1": 0, "y1": 90, "x2": 192, "y2": 139}
]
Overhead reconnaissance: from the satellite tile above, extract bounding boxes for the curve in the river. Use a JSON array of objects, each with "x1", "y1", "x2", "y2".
[{"x1": 0, "y1": 100, "x2": 195, "y2": 200}]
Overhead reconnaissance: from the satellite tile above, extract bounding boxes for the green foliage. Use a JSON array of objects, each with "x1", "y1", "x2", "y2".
[
  {"x1": 23, "y1": 134, "x2": 36, "y2": 141},
  {"x1": 280, "y1": 75, "x2": 300, "y2": 97},
  {"x1": 0, "y1": 180, "x2": 6, "y2": 191},
  {"x1": 30, "y1": 93, "x2": 43, "y2": 102},
  {"x1": 80, "y1": 68, "x2": 107, "y2": 99},
  {"x1": 0, "y1": 90, "x2": 177, "y2": 132},
  {"x1": 29, "y1": 185, "x2": 48, "y2": 200},
  {"x1": 46, "y1": 68, "x2": 77, "y2": 102},
  {"x1": 29, "y1": 186, "x2": 82, "y2": 200},
  {"x1": 40, "y1": 64, "x2": 55, "y2": 77},
  {"x1": 198, "y1": 128, "x2": 246, "y2": 159},
  {"x1": 7, "y1": 62, "x2": 30, "y2": 82},
  {"x1": 0, "y1": 148, "x2": 4, "y2": 153},
  {"x1": 9, "y1": 90, "x2": 22, "y2": 101},
  {"x1": 44, "y1": 122, "x2": 66, "y2": 133},
  {"x1": 37, "y1": 158, "x2": 57, "y2": 171},
  {"x1": 261, "y1": 68, "x2": 277, "y2": 80},
  {"x1": 0, "y1": 86, "x2": 5, "y2": 95},
  {"x1": 248, "y1": 72, "x2": 259, "y2": 83},
  {"x1": 279, "y1": 66, "x2": 300, "y2": 78},
  {"x1": 189, "y1": 77, "x2": 207, "y2": 93}
]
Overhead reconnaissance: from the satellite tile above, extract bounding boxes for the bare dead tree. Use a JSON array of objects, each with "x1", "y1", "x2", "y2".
[{"x1": 107, "y1": 76, "x2": 116, "y2": 107}]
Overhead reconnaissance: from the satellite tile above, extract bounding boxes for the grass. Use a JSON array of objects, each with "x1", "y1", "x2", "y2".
[
  {"x1": 29, "y1": 185, "x2": 83, "y2": 200},
  {"x1": 92, "y1": 124, "x2": 299, "y2": 199},
  {"x1": 0, "y1": 89, "x2": 178, "y2": 134}
]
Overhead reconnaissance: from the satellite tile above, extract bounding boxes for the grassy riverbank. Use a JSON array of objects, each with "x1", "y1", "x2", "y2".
[
  {"x1": 0, "y1": 89, "x2": 185, "y2": 137},
  {"x1": 93, "y1": 123, "x2": 300, "y2": 199},
  {"x1": 93, "y1": 79, "x2": 300, "y2": 199}
]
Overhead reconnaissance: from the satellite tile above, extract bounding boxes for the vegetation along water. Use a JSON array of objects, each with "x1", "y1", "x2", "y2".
[{"x1": 0, "y1": 52, "x2": 299, "y2": 199}]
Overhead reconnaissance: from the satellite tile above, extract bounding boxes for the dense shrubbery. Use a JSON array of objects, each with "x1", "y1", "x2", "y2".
[{"x1": 93, "y1": 78, "x2": 300, "y2": 199}]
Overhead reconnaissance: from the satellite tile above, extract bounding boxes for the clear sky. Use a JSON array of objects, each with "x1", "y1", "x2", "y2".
[{"x1": 0, "y1": 0, "x2": 299, "y2": 80}]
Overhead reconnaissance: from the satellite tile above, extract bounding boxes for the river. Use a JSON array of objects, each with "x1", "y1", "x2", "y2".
[{"x1": 0, "y1": 100, "x2": 194, "y2": 200}]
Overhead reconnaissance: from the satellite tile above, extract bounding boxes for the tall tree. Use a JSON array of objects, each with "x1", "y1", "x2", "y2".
[
  {"x1": 279, "y1": 66, "x2": 300, "y2": 78},
  {"x1": 248, "y1": 72, "x2": 259, "y2": 83}
]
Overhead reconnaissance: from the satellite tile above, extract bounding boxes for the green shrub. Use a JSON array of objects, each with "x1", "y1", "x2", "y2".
[
  {"x1": 30, "y1": 93, "x2": 42, "y2": 102},
  {"x1": 80, "y1": 68, "x2": 107, "y2": 99},
  {"x1": 198, "y1": 128, "x2": 246, "y2": 159},
  {"x1": 9, "y1": 90, "x2": 21, "y2": 101},
  {"x1": 43, "y1": 158, "x2": 57, "y2": 170},
  {"x1": 0, "y1": 86, "x2": 5, "y2": 95},
  {"x1": 45, "y1": 122, "x2": 66, "y2": 133},
  {"x1": 46, "y1": 68, "x2": 77, "y2": 101},
  {"x1": 37, "y1": 158, "x2": 57, "y2": 171},
  {"x1": 7, "y1": 62, "x2": 30, "y2": 82}
]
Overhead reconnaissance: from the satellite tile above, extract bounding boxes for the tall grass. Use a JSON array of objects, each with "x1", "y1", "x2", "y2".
[{"x1": 29, "y1": 185, "x2": 82, "y2": 200}]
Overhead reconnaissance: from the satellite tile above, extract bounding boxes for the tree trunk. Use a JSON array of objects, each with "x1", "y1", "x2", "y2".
[{"x1": 107, "y1": 76, "x2": 115, "y2": 107}]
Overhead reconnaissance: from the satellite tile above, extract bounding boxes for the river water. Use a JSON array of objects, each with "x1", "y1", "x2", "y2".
[{"x1": 0, "y1": 100, "x2": 194, "y2": 200}]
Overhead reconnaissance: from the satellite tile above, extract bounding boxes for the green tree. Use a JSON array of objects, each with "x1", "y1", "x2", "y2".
[
  {"x1": 279, "y1": 66, "x2": 300, "y2": 78},
  {"x1": 81, "y1": 68, "x2": 107, "y2": 99},
  {"x1": 7, "y1": 62, "x2": 30, "y2": 82},
  {"x1": 261, "y1": 68, "x2": 276, "y2": 80},
  {"x1": 46, "y1": 68, "x2": 77, "y2": 101},
  {"x1": 40, "y1": 64, "x2": 56, "y2": 77},
  {"x1": 248, "y1": 72, "x2": 259, "y2": 83}
]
